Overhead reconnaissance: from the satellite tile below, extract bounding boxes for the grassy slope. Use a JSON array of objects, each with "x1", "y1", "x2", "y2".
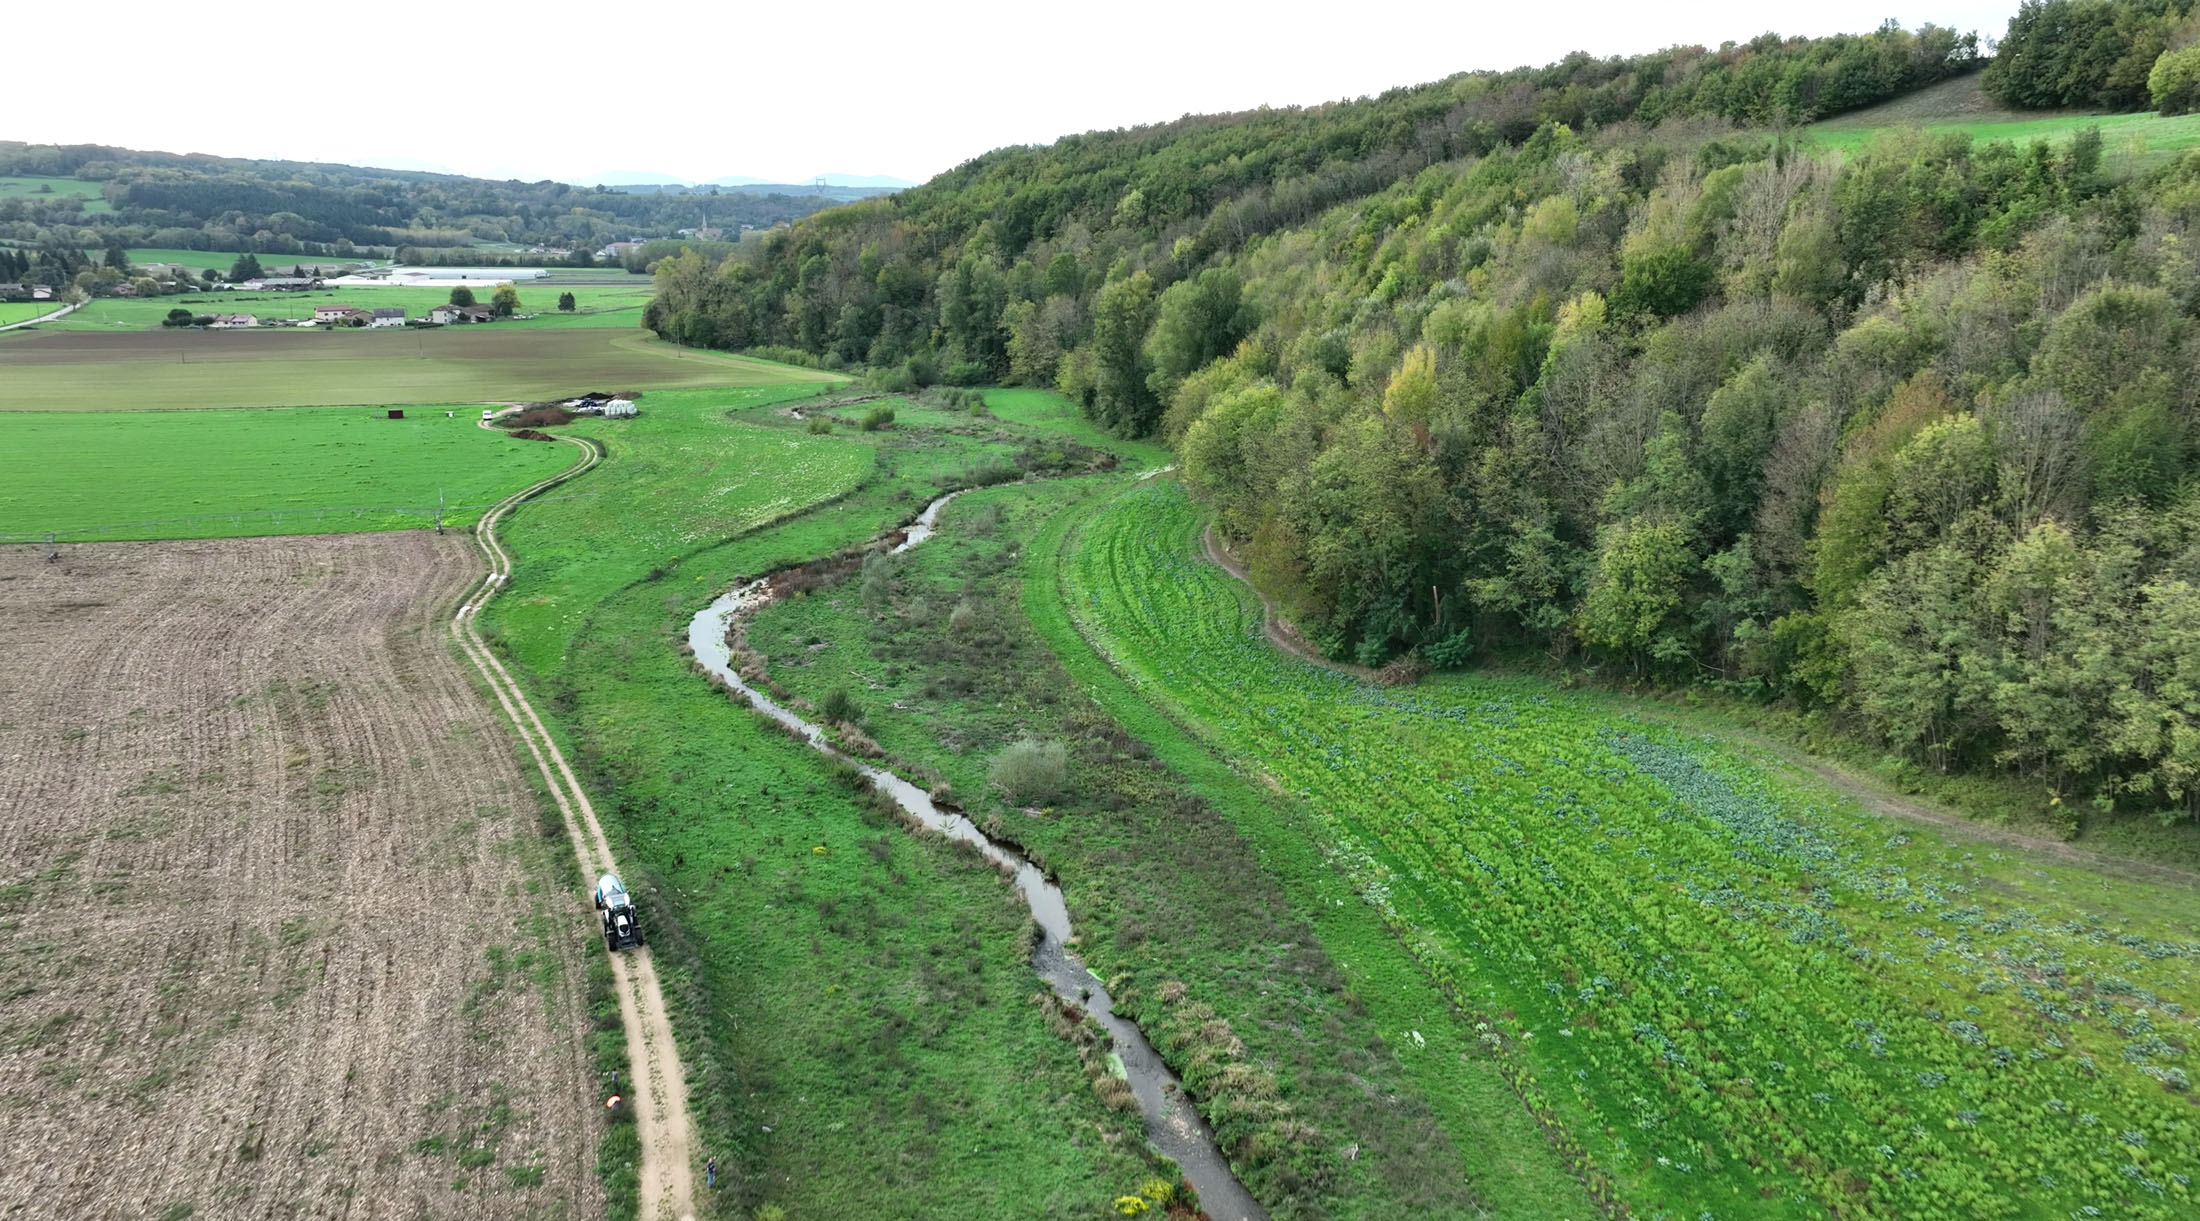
[
  {"x1": 1052, "y1": 476, "x2": 2200, "y2": 1220},
  {"x1": 0, "y1": 330, "x2": 837, "y2": 411},
  {"x1": 477, "y1": 387, "x2": 1170, "y2": 1218},
  {"x1": 1809, "y1": 72, "x2": 2200, "y2": 167},
  {"x1": 0, "y1": 407, "x2": 575, "y2": 539},
  {"x1": 743, "y1": 452, "x2": 1597, "y2": 1216}
]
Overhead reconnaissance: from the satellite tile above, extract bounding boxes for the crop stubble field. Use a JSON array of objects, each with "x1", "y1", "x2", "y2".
[
  {"x1": 0, "y1": 533, "x2": 599, "y2": 1219},
  {"x1": 0, "y1": 329, "x2": 836, "y2": 411}
]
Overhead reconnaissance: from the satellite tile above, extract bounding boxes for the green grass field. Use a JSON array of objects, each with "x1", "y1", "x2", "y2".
[
  {"x1": 0, "y1": 301, "x2": 60, "y2": 326},
  {"x1": 0, "y1": 407, "x2": 577, "y2": 539},
  {"x1": 0, "y1": 176, "x2": 110, "y2": 212},
  {"x1": 0, "y1": 329, "x2": 841, "y2": 411},
  {"x1": 38, "y1": 282, "x2": 651, "y2": 332},
  {"x1": 1809, "y1": 73, "x2": 2200, "y2": 167},
  {"x1": 1050, "y1": 476, "x2": 2200, "y2": 1220},
  {"x1": 104, "y1": 248, "x2": 378, "y2": 271}
]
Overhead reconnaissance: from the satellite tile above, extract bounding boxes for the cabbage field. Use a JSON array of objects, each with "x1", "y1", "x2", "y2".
[{"x1": 1060, "y1": 477, "x2": 2200, "y2": 1220}]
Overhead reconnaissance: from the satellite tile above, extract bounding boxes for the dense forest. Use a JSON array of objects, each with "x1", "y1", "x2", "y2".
[
  {"x1": 645, "y1": 8, "x2": 2200, "y2": 826},
  {"x1": 0, "y1": 142, "x2": 843, "y2": 260}
]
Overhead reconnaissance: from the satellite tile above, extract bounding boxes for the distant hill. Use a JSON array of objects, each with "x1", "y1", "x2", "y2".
[
  {"x1": 601, "y1": 181, "x2": 901, "y2": 203},
  {"x1": 0, "y1": 142, "x2": 860, "y2": 267}
]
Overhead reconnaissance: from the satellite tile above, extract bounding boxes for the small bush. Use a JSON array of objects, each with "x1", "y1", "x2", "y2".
[
  {"x1": 819, "y1": 687, "x2": 862, "y2": 725},
  {"x1": 866, "y1": 365, "x2": 915, "y2": 393},
  {"x1": 1423, "y1": 629, "x2": 1474, "y2": 669},
  {"x1": 859, "y1": 405, "x2": 896, "y2": 431},
  {"x1": 958, "y1": 460, "x2": 1022, "y2": 488},
  {"x1": 989, "y1": 738, "x2": 1068, "y2": 803},
  {"x1": 859, "y1": 550, "x2": 894, "y2": 608},
  {"x1": 947, "y1": 599, "x2": 979, "y2": 633},
  {"x1": 807, "y1": 417, "x2": 833, "y2": 434}
]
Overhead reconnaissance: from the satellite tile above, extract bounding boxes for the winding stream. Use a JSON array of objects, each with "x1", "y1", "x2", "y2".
[{"x1": 686, "y1": 493, "x2": 1265, "y2": 1221}]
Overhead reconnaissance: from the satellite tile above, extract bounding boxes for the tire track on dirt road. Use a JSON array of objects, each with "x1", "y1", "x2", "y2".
[{"x1": 450, "y1": 427, "x2": 699, "y2": 1221}]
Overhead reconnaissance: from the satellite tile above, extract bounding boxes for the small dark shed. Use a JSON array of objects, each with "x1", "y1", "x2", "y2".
[{"x1": 387, "y1": 409, "x2": 405, "y2": 419}]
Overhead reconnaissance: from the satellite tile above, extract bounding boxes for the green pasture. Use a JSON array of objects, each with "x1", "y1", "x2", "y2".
[
  {"x1": 0, "y1": 329, "x2": 840, "y2": 411},
  {"x1": 105, "y1": 248, "x2": 377, "y2": 271},
  {"x1": 1808, "y1": 76, "x2": 2200, "y2": 167},
  {"x1": 38, "y1": 282, "x2": 652, "y2": 332},
  {"x1": 0, "y1": 176, "x2": 109, "y2": 212},
  {"x1": 1812, "y1": 107, "x2": 2200, "y2": 165},
  {"x1": 475, "y1": 385, "x2": 1180, "y2": 1216},
  {"x1": 0, "y1": 407, "x2": 575, "y2": 540},
  {"x1": 1048, "y1": 475, "x2": 2200, "y2": 1220},
  {"x1": 0, "y1": 301, "x2": 59, "y2": 326}
]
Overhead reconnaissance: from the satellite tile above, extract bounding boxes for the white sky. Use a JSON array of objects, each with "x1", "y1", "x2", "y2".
[{"x1": 16, "y1": 1, "x2": 2020, "y2": 186}]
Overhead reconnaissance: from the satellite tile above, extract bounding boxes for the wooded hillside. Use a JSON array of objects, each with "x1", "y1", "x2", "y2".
[{"x1": 646, "y1": 14, "x2": 2200, "y2": 827}]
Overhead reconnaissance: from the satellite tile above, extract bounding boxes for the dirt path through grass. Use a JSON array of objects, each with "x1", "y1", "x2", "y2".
[{"x1": 450, "y1": 429, "x2": 699, "y2": 1221}]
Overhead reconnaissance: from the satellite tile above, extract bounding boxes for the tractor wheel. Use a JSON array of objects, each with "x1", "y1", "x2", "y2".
[{"x1": 604, "y1": 929, "x2": 619, "y2": 953}]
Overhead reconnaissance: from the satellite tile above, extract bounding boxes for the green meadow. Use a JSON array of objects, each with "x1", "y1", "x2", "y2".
[
  {"x1": 39, "y1": 282, "x2": 653, "y2": 332},
  {"x1": 0, "y1": 176, "x2": 109, "y2": 212},
  {"x1": 1808, "y1": 74, "x2": 2200, "y2": 167},
  {"x1": 0, "y1": 301, "x2": 58, "y2": 326},
  {"x1": 0, "y1": 407, "x2": 575, "y2": 539}
]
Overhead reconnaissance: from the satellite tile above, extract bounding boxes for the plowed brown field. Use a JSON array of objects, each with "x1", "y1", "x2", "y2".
[{"x1": 0, "y1": 533, "x2": 599, "y2": 1219}]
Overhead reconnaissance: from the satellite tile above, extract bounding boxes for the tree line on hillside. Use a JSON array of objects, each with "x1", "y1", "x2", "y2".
[
  {"x1": 0, "y1": 141, "x2": 843, "y2": 264},
  {"x1": 1982, "y1": 0, "x2": 2200, "y2": 116},
  {"x1": 642, "y1": 12, "x2": 2200, "y2": 827}
]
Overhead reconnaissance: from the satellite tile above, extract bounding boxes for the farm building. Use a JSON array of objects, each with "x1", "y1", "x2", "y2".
[
  {"x1": 241, "y1": 277, "x2": 322, "y2": 291},
  {"x1": 313, "y1": 304, "x2": 368, "y2": 325},
  {"x1": 427, "y1": 304, "x2": 495, "y2": 325},
  {"x1": 209, "y1": 314, "x2": 258, "y2": 328},
  {"x1": 369, "y1": 307, "x2": 406, "y2": 328},
  {"x1": 604, "y1": 399, "x2": 637, "y2": 418}
]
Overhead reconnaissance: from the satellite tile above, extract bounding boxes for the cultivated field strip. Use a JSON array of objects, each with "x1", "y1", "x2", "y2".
[
  {"x1": 0, "y1": 534, "x2": 598, "y2": 1218},
  {"x1": 448, "y1": 431, "x2": 700, "y2": 1221},
  {"x1": 1061, "y1": 479, "x2": 2200, "y2": 1219}
]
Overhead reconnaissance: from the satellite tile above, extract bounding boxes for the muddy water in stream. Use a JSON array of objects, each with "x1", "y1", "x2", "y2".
[{"x1": 686, "y1": 495, "x2": 1265, "y2": 1221}]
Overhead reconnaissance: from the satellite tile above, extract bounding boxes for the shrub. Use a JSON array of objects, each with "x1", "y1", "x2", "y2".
[
  {"x1": 859, "y1": 405, "x2": 896, "y2": 431},
  {"x1": 819, "y1": 687, "x2": 861, "y2": 725},
  {"x1": 989, "y1": 737, "x2": 1068, "y2": 803},
  {"x1": 866, "y1": 364, "x2": 915, "y2": 393},
  {"x1": 1423, "y1": 629, "x2": 1474, "y2": 669},
  {"x1": 859, "y1": 550, "x2": 894, "y2": 608},
  {"x1": 807, "y1": 418, "x2": 833, "y2": 434}
]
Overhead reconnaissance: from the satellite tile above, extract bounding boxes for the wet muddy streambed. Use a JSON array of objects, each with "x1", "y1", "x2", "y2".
[{"x1": 686, "y1": 492, "x2": 1265, "y2": 1221}]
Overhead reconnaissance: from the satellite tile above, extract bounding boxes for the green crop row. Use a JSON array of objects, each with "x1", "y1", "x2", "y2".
[{"x1": 1058, "y1": 477, "x2": 2199, "y2": 1220}]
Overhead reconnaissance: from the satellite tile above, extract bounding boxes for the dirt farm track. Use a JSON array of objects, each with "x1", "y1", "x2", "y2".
[{"x1": 0, "y1": 534, "x2": 599, "y2": 1219}]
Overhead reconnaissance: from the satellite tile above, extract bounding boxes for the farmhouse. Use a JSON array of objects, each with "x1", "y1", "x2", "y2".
[
  {"x1": 209, "y1": 314, "x2": 258, "y2": 329},
  {"x1": 369, "y1": 307, "x2": 406, "y2": 328},
  {"x1": 313, "y1": 304, "x2": 369, "y2": 325},
  {"x1": 427, "y1": 303, "x2": 495, "y2": 325},
  {"x1": 597, "y1": 241, "x2": 646, "y2": 260}
]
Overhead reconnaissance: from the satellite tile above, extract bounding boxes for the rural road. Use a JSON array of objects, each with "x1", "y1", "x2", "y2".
[{"x1": 451, "y1": 425, "x2": 700, "y2": 1221}]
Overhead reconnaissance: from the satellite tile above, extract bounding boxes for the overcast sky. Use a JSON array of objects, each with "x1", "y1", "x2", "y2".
[{"x1": 18, "y1": 1, "x2": 2020, "y2": 186}]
